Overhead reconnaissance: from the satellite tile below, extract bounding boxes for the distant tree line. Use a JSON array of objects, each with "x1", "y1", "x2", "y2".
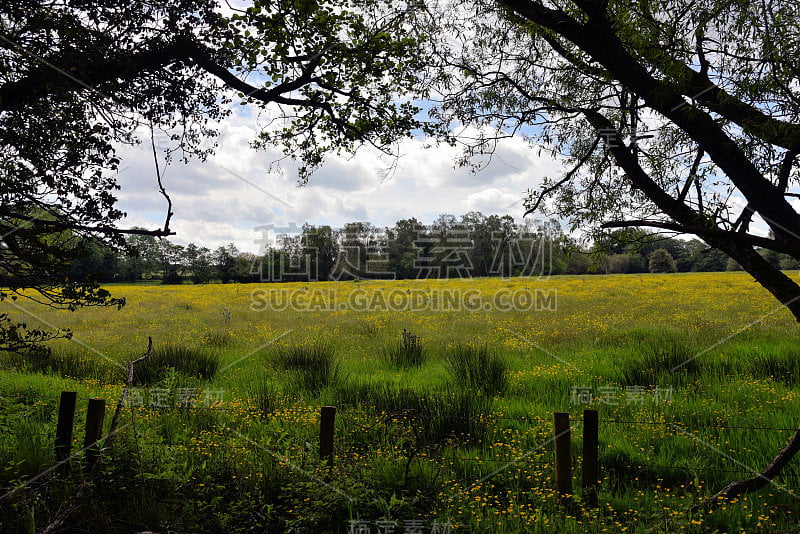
[
  {"x1": 51, "y1": 214, "x2": 799, "y2": 285},
  {"x1": 586, "y1": 228, "x2": 799, "y2": 275}
]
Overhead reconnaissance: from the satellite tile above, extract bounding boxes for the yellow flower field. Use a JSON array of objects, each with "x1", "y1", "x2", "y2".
[
  {"x1": 2, "y1": 271, "x2": 799, "y2": 533},
  {"x1": 10, "y1": 271, "x2": 796, "y2": 360}
]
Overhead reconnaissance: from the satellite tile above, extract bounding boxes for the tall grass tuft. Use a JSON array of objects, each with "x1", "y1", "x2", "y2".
[
  {"x1": 417, "y1": 388, "x2": 492, "y2": 445},
  {"x1": 615, "y1": 335, "x2": 699, "y2": 386},
  {"x1": 0, "y1": 348, "x2": 124, "y2": 382},
  {"x1": 332, "y1": 381, "x2": 491, "y2": 444},
  {"x1": 716, "y1": 343, "x2": 800, "y2": 386},
  {"x1": 133, "y1": 345, "x2": 220, "y2": 385},
  {"x1": 747, "y1": 348, "x2": 800, "y2": 386},
  {"x1": 202, "y1": 330, "x2": 232, "y2": 348},
  {"x1": 333, "y1": 380, "x2": 424, "y2": 412},
  {"x1": 445, "y1": 344, "x2": 508, "y2": 396},
  {"x1": 383, "y1": 329, "x2": 425, "y2": 368},
  {"x1": 250, "y1": 379, "x2": 279, "y2": 419},
  {"x1": 274, "y1": 344, "x2": 340, "y2": 394}
]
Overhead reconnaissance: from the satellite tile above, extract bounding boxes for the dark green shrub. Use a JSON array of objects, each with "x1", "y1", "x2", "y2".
[{"x1": 648, "y1": 249, "x2": 677, "y2": 273}]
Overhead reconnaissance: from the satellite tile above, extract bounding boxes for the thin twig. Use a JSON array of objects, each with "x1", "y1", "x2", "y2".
[{"x1": 150, "y1": 126, "x2": 173, "y2": 235}]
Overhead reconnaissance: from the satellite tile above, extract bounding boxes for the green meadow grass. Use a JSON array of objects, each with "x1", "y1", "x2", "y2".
[{"x1": 1, "y1": 272, "x2": 800, "y2": 532}]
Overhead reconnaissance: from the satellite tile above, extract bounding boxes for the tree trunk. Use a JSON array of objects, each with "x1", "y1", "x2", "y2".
[
  {"x1": 713, "y1": 240, "x2": 800, "y2": 322},
  {"x1": 687, "y1": 240, "x2": 800, "y2": 509},
  {"x1": 692, "y1": 427, "x2": 800, "y2": 511}
]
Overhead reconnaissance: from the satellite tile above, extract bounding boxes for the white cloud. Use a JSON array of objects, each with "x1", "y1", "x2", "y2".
[
  {"x1": 113, "y1": 111, "x2": 561, "y2": 251},
  {"x1": 463, "y1": 188, "x2": 522, "y2": 213}
]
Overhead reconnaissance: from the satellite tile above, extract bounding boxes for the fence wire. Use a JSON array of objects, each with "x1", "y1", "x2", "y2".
[{"x1": 7, "y1": 391, "x2": 800, "y2": 488}]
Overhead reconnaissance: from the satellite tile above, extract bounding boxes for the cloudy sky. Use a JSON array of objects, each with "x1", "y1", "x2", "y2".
[
  {"x1": 113, "y1": 99, "x2": 782, "y2": 255},
  {"x1": 114, "y1": 110, "x2": 561, "y2": 254}
]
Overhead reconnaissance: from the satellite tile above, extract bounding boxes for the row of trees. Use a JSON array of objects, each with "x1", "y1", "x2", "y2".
[
  {"x1": 591, "y1": 229, "x2": 800, "y2": 275},
  {"x1": 63, "y1": 216, "x2": 798, "y2": 284},
  {"x1": 65, "y1": 239, "x2": 251, "y2": 285},
  {"x1": 68, "y1": 213, "x2": 561, "y2": 283}
]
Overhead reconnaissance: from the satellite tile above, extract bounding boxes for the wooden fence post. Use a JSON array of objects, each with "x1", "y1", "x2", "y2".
[
  {"x1": 582, "y1": 409, "x2": 600, "y2": 508},
  {"x1": 55, "y1": 391, "x2": 78, "y2": 475},
  {"x1": 83, "y1": 398, "x2": 106, "y2": 471},
  {"x1": 554, "y1": 411, "x2": 572, "y2": 506},
  {"x1": 319, "y1": 406, "x2": 336, "y2": 467}
]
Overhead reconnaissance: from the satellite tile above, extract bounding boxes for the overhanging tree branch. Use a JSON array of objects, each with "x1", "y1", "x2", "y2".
[
  {"x1": 499, "y1": 0, "x2": 800, "y2": 243},
  {"x1": 690, "y1": 426, "x2": 800, "y2": 512},
  {"x1": 0, "y1": 213, "x2": 174, "y2": 236},
  {"x1": 601, "y1": 219, "x2": 792, "y2": 254},
  {"x1": 582, "y1": 109, "x2": 800, "y2": 319},
  {"x1": 525, "y1": 135, "x2": 600, "y2": 216}
]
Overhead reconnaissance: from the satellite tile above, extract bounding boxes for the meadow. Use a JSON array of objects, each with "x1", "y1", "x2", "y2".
[{"x1": 2, "y1": 272, "x2": 800, "y2": 533}]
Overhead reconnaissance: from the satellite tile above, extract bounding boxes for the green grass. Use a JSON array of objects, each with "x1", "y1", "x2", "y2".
[
  {"x1": 331, "y1": 380, "x2": 492, "y2": 444},
  {"x1": 2, "y1": 273, "x2": 800, "y2": 532},
  {"x1": 445, "y1": 343, "x2": 508, "y2": 396},
  {"x1": 133, "y1": 345, "x2": 220, "y2": 385},
  {"x1": 383, "y1": 328, "x2": 426, "y2": 368},
  {"x1": 250, "y1": 378, "x2": 279, "y2": 419},
  {"x1": 714, "y1": 342, "x2": 800, "y2": 386},
  {"x1": 614, "y1": 332, "x2": 699, "y2": 386},
  {"x1": 0, "y1": 346, "x2": 124, "y2": 382},
  {"x1": 273, "y1": 344, "x2": 340, "y2": 394},
  {"x1": 201, "y1": 330, "x2": 232, "y2": 348}
]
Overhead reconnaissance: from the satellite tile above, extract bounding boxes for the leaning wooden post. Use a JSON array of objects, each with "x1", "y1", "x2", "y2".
[
  {"x1": 582, "y1": 409, "x2": 600, "y2": 508},
  {"x1": 106, "y1": 336, "x2": 152, "y2": 450},
  {"x1": 55, "y1": 391, "x2": 78, "y2": 475},
  {"x1": 83, "y1": 398, "x2": 106, "y2": 471},
  {"x1": 554, "y1": 411, "x2": 572, "y2": 506},
  {"x1": 319, "y1": 406, "x2": 336, "y2": 467}
]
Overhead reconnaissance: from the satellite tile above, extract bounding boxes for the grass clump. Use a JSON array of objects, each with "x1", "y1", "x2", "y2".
[
  {"x1": 383, "y1": 329, "x2": 425, "y2": 368},
  {"x1": 0, "y1": 348, "x2": 124, "y2": 382},
  {"x1": 747, "y1": 349, "x2": 800, "y2": 386},
  {"x1": 417, "y1": 388, "x2": 492, "y2": 444},
  {"x1": 274, "y1": 344, "x2": 340, "y2": 394},
  {"x1": 250, "y1": 379, "x2": 280, "y2": 419},
  {"x1": 445, "y1": 344, "x2": 508, "y2": 396},
  {"x1": 615, "y1": 335, "x2": 699, "y2": 386},
  {"x1": 333, "y1": 380, "x2": 421, "y2": 412},
  {"x1": 202, "y1": 330, "x2": 232, "y2": 348},
  {"x1": 133, "y1": 345, "x2": 220, "y2": 385},
  {"x1": 332, "y1": 381, "x2": 491, "y2": 444},
  {"x1": 720, "y1": 343, "x2": 800, "y2": 386}
]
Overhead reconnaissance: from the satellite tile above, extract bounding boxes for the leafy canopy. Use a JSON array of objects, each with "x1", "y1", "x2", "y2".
[
  {"x1": 421, "y1": 0, "x2": 800, "y2": 318},
  {"x1": 0, "y1": 0, "x2": 428, "y2": 353}
]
